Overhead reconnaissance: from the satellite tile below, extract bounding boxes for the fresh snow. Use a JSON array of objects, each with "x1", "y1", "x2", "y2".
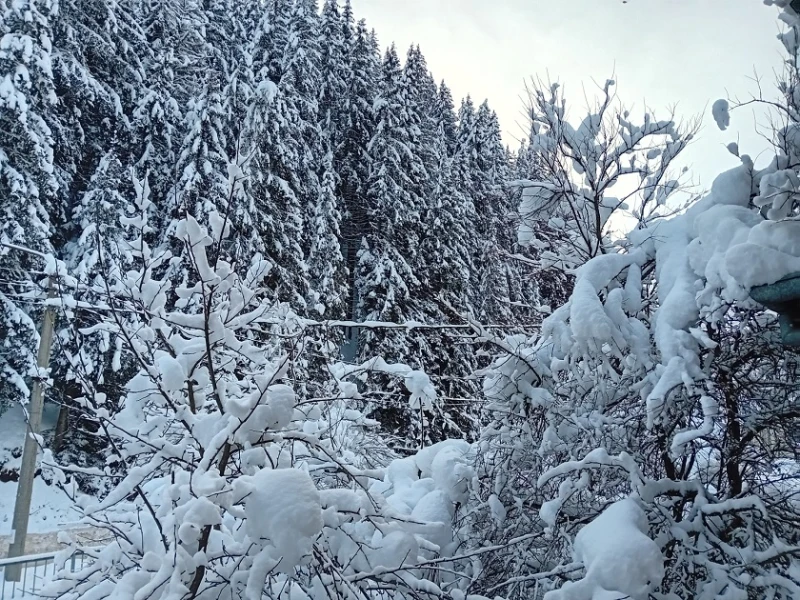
[
  {"x1": 244, "y1": 468, "x2": 323, "y2": 573},
  {"x1": 544, "y1": 499, "x2": 664, "y2": 600},
  {"x1": 712, "y1": 98, "x2": 730, "y2": 130},
  {"x1": 1, "y1": 2, "x2": 799, "y2": 600}
]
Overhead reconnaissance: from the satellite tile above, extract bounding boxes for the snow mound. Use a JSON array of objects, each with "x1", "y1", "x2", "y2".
[
  {"x1": 154, "y1": 353, "x2": 185, "y2": 392},
  {"x1": 245, "y1": 468, "x2": 323, "y2": 572},
  {"x1": 373, "y1": 530, "x2": 420, "y2": 570},
  {"x1": 725, "y1": 220, "x2": 800, "y2": 288},
  {"x1": 371, "y1": 441, "x2": 473, "y2": 552},
  {"x1": 405, "y1": 370, "x2": 436, "y2": 410},
  {"x1": 545, "y1": 498, "x2": 664, "y2": 600},
  {"x1": 712, "y1": 98, "x2": 730, "y2": 131}
]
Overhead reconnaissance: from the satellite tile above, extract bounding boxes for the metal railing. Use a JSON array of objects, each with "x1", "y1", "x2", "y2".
[{"x1": 0, "y1": 551, "x2": 89, "y2": 600}]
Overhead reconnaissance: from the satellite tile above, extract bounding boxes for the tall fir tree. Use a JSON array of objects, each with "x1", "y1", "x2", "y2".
[
  {"x1": 312, "y1": 0, "x2": 352, "y2": 321},
  {"x1": 357, "y1": 45, "x2": 438, "y2": 448},
  {"x1": 455, "y1": 98, "x2": 524, "y2": 324},
  {"x1": 307, "y1": 150, "x2": 348, "y2": 317},
  {"x1": 130, "y1": 0, "x2": 202, "y2": 212},
  {"x1": 50, "y1": 0, "x2": 147, "y2": 237},
  {"x1": 402, "y1": 45, "x2": 439, "y2": 198},
  {"x1": 435, "y1": 81, "x2": 458, "y2": 157},
  {"x1": 55, "y1": 148, "x2": 136, "y2": 470},
  {"x1": 416, "y1": 116, "x2": 482, "y2": 442},
  {"x1": 0, "y1": 0, "x2": 58, "y2": 410},
  {"x1": 357, "y1": 45, "x2": 427, "y2": 332},
  {"x1": 246, "y1": 7, "x2": 308, "y2": 310},
  {"x1": 339, "y1": 17, "x2": 378, "y2": 331},
  {"x1": 318, "y1": 0, "x2": 349, "y2": 147}
]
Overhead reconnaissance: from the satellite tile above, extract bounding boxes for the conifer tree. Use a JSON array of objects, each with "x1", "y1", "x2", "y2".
[
  {"x1": 262, "y1": 0, "x2": 292, "y2": 84},
  {"x1": 403, "y1": 45, "x2": 439, "y2": 196},
  {"x1": 357, "y1": 45, "x2": 427, "y2": 332},
  {"x1": 48, "y1": 0, "x2": 162, "y2": 462},
  {"x1": 416, "y1": 121, "x2": 481, "y2": 441},
  {"x1": 55, "y1": 148, "x2": 135, "y2": 469},
  {"x1": 130, "y1": 0, "x2": 201, "y2": 211},
  {"x1": 357, "y1": 45, "x2": 437, "y2": 447},
  {"x1": 435, "y1": 81, "x2": 459, "y2": 157},
  {"x1": 307, "y1": 151, "x2": 348, "y2": 317},
  {"x1": 50, "y1": 0, "x2": 146, "y2": 234},
  {"x1": 457, "y1": 99, "x2": 522, "y2": 324},
  {"x1": 247, "y1": 23, "x2": 308, "y2": 310},
  {"x1": 0, "y1": 0, "x2": 58, "y2": 409},
  {"x1": 163, "y1": 0, "x2": 262, "y2": 281},
  {"x1": 284, "y1": 0, "x2": 344, "y2": 316},
  {"x1": 339, "y1": 17, "x2": 378, "y2": 329}
]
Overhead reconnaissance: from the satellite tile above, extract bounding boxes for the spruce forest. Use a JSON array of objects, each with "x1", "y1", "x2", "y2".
[{"x1": 0, "y1": 0, "x2": 798, "y2": 599}]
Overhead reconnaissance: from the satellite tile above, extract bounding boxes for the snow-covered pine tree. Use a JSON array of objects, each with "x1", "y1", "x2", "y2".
[
  {"x1": 0, "y1": 0, "x2": 58, "y2": 410},
  {"x1": 48, "y1": 0, "x2": 149, "y2": 237},
  {"x1": 455, "y1": 95, "x2": 477, "y2": 156},
  {"x1": 338, "y1": 17, "x2": 378, "y2": 330},
  {"x1": 246, "y1": 12, "x2": 308, "y2": 311},
  {"x1": 306, "y1": 150, "x2": 348, "y2": 318},
  {"x1": 166, "y1": 85, "x2": 232, "y2": 265},
  {"x1": 205, "y1": 0, "x2": 259, "y2": 164},
  {"x1": 423, "y1": 84, "x2": 476, "y2": 316},
  {"x1": 451, "y1": 97, "x2": 526, "y2": 325},
  {"x1": 450, "y1": 97, "x2": 480, "y2": 313},
  {"x1": 415, "y1": 117, "x2": 483, "y2": 442},
  {"x1": 261, "y1": 0, "x2": 291, "y2": 84},
  {"x1": 357, "y1": 44, "x2": 442, "y2": 449},
  {"x1": 54, "y1": 149, "x2": 135, "y2": 474},
  {"x1": 318, "y1": 0, "x2": 349, "y2": 149},
  {"x1": 397, "y1": 45, "x2": 486, "y2": 443},
  {"x1": 315, "y1": 0, "x2": 358, "y2": 319},
  {"x1": 48, "y1": 0, "x2": 212, "y2": 473},
  {"x1": 162, "y1": 0, "x2": 266, "y2": 287},
  {"x1": 435, "y1": 81, "x2": 458, "y2": 158},
  {"x1": 130, "y1": 0, "x2": 201, "y2": 211},
  {"x1": 357, "y1": 44, "x2": 430, "y2": 307},
  {"x1": 403, "y1": 45, "x2": 439, "y2": 198},
  {"x1": 281, "y1": 0, "x2": 348, "y2": 322},
  {"x1": 471, "y1": 101, "x2": 520, "y2": 324},
  {"x1": 284, "y1": 0, "x2": 323, "y2": 160}
]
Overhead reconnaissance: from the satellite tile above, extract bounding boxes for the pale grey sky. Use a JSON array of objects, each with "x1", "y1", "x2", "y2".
[{"x1": 350, "y1": 0, "x2": 786, "y2": 190}]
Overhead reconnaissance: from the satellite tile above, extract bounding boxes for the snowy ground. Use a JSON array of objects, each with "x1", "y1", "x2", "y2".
[
  {"x1": 0, "y1": 404, "x2": 84, "y2": 554},
  {"x1": 0, "y1": 403, "x2": 100, "y2": 598}
]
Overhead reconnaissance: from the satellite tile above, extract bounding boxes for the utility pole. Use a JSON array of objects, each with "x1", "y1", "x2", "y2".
[{"x1": 5, "y1": 280, "x2": 56, "y2": 580}]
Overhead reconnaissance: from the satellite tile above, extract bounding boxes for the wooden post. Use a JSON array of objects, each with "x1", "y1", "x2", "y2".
[{"x1": 5, "y1": 281, "x2": 56, "y2": 579}]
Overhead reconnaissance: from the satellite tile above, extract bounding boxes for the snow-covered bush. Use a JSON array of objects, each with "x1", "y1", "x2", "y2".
[
  {"x1": 474, "y1": 80, "x2": 696, "y2": 597},
  {"x1": 475, "y1": 6, "x2": 800, "y2": 600},
  {"x1": 516, "y1": 77, "x2": 696, "y2": 271},
  {"x1": 41, "y1": 173, "x2": 478, "y2": 600}
]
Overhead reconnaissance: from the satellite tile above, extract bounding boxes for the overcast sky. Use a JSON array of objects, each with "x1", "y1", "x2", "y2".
[{"x1": 350, "y1": 0, "x2": 786, "y2": 191}]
